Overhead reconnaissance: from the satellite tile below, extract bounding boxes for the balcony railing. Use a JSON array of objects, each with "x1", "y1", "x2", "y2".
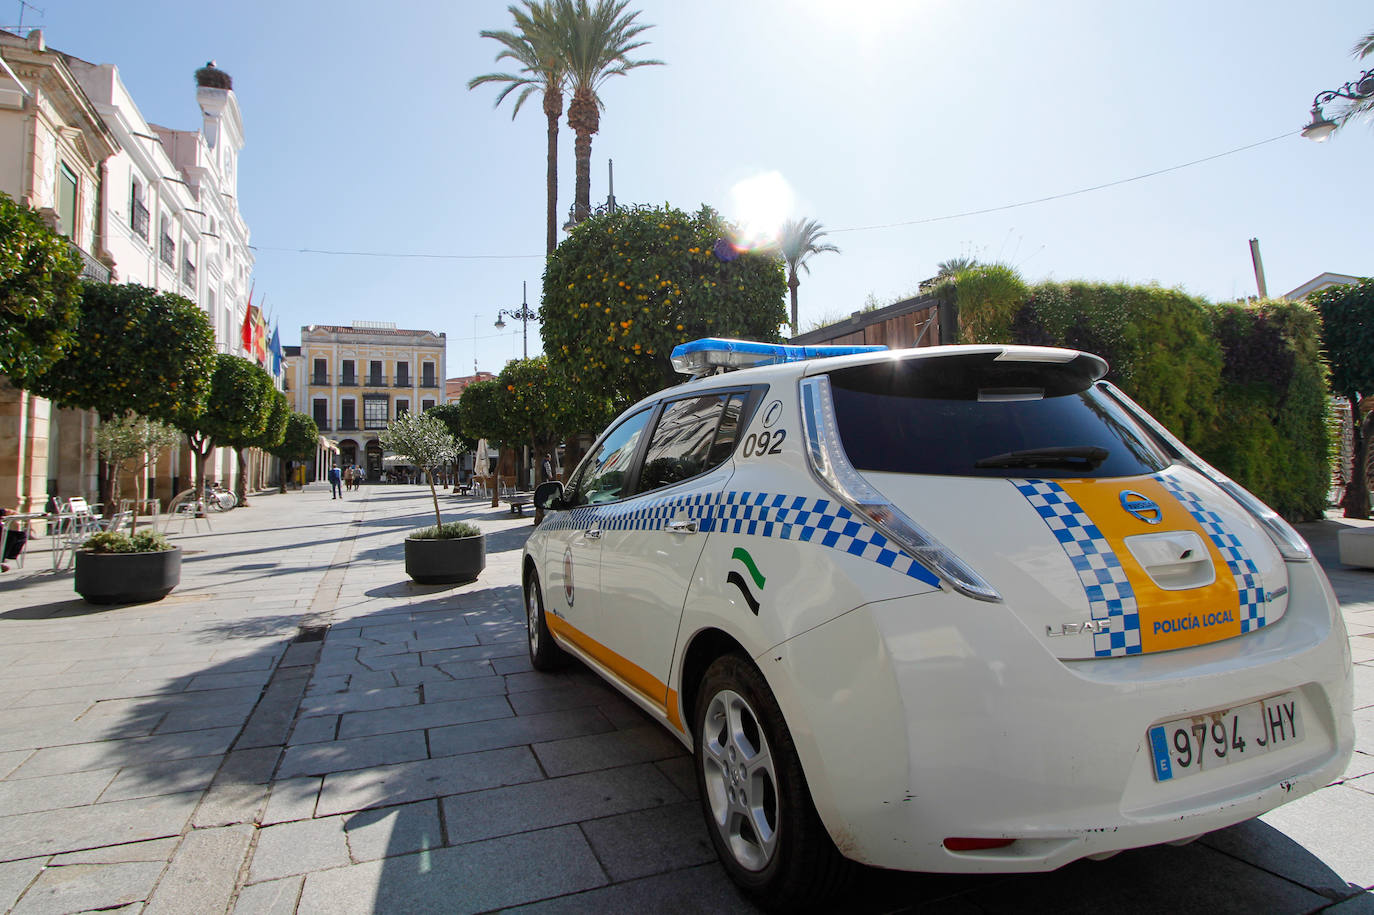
[
  {"x1": 339, "y1": 373, "x2": 357, "y2": 386},
  {"x1": 395, "y1": 375, "x2": 411, "y2": 388},
  {"x1": 420, "y1": 376, "x2": 439, "y2": 388},
  {"x1": 314, "y1": 419, "x2": 331, "y2": 431},
  {"x1": 310, "y1": 374, "x2": 329, "y2": 386},
  {"x1": 159, "y1": 234, "x2": 175, "y2": 268},
  {"x1": 130, "y1": 200, "x2": 149, "y2": 240},
  {"x1": 365, "y1": 375, "x2": 386, "y2": 388},
  {"x1": 181, "y1": 258, "x2": 196, "y2": 289},
  {"x1": 338, "y1": 421, "x2": 359, "y2": 431},
  {"x1": 68, "y1": 243, "x2": 110, "y2": 284}
]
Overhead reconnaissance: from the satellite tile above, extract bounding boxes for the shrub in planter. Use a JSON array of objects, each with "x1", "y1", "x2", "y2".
[
  {"x1": 405, "y1": 521, "x2": 485, "y2": 585},
  {"x1": 75, "y1": 529, "x2": 181, "y2": 604}
]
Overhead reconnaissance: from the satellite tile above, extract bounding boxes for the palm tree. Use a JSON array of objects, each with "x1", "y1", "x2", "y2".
[
  {"x1": 468, "y1": 2, "x2": 565, "y2": 255},
  {"x1": 551, "y1": 0, "x2": 663, "y2": 223},
  {"x1": 935, "y1": 256, "x2": 979, "y2": 279},
  {"x1": 779, "y1": 218, "x2": 840, "y2": 337},
  {"x1": 1340, "y1": 28, "x2": 1374, "y2": 127}
]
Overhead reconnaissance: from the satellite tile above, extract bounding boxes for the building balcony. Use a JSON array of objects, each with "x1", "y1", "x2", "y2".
[
  {"x1": 181, "y1": 259, "x2": 197, "y2": 289},
  {"x1": 310, "y1": 374, "x2": 330, "y2": 386},
  {"x1": 130, "y1": 200, "x2": 149, "y2": 240},
  {"x1": 68, "y1": 243, "x2": 110, "y2": 284},
  {"x1": 365, "y1": 376, "x2": 386, "y2": 388},
  {"x1": 394, "y1": 376, "x2": 411, "y2": 388},
  {"x1": 314, "y1": 420, "x2": 331, "y2": 431},
  {"x1": 338, "y1": 421, "x2": 359, "y2": 432},
  {"x1": 159, "y1": 234, "x2": 175, "y2": 268},
  {"x1": 419, "y1": 378, "x2": 439, "y2": 389},
  {"x1": 339, "y1": 374, "x2": 358, "y2": 386}
]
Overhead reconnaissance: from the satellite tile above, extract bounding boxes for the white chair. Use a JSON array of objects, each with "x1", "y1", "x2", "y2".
[
  {"x1": 162, "y1": 489, "x2": 210, "y2": 535},
  {"x1": 51, "y1": 498, "x2": 101, "y2": 570}
]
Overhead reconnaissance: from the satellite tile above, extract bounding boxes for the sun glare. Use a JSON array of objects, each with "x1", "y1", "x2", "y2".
[{"x1": 728, "y1": 172, "x2": 796, "y2": 247}]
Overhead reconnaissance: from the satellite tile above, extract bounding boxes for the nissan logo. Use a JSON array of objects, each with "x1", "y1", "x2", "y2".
[{"x1": 1120, "y1": 490, "x2": 1162, "y2": 524}]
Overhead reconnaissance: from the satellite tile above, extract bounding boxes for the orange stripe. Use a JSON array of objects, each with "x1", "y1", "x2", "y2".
[
  {"x1": 665, "y1": 689, "x2": 683, "y2": 733},
  {"x1": 545, "y1": 614, "x2": 669, "y2": 713}
]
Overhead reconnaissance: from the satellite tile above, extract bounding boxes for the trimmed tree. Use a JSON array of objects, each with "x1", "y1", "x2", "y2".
[
  {"x1": 1311, "y1": 278, "x2": 1374, "y2": 519},
  {"x1": 379, "y1": 411, "x2": 459, "y2": 531},
  {"x1": 175, "y1": 355, "x2": 273, "y2": 508},
  {"x1": 0, "y1": 192, "x2": 83, "y2": 381},
  {"x1": 244, "y1": 389, "x2": 289, "y2": 504},
  {"x1": 94, "y1": 413, "x2": 183, "y2": 534},
  {"x1": 543, "y1": 203, "x2": 787, "y2": 407},
  {"x1": 456, "y1": 379, "x2": 520, "y2": 507},
  {"x1": 271, "y1": 412, "x2": 320, "y2": 493},
  {"x1": 425, "y1": 401, "x2": 477, "y2": 489}
]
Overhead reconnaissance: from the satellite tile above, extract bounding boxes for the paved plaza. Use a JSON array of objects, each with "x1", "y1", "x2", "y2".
[{"x1": 0, "y1": 484, "x2": 1368, "y2": 914}]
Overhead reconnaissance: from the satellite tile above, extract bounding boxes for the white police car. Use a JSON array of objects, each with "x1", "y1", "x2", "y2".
[{"x1": 522, "y1": 338, "x2": 1354, "y2": 908}]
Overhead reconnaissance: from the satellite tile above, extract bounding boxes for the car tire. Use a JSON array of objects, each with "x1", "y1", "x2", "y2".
[
  {"x1": 693, "y1": 654, "x2": 852, "y2": 909},
  {"x1": 525, "y1": 569, "x2": 566, "y2": 671}
]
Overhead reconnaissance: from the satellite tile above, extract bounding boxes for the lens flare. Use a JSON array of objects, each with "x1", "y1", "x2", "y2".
[{"x1": 728, "y1": 172, "x2": 796, "y2": 249}]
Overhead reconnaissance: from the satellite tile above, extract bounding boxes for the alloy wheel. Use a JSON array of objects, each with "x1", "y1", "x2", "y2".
[{"x1": 700, "y1": 688, "x2": 780, "y2": 871}]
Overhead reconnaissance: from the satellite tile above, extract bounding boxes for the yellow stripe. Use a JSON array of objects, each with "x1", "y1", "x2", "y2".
[
  {"x1": 545, "y1": 614, "x2": 670, "y2": 713},
  {"x1": 1058, "y1": 477, "x2": 1241, "y2": 652}
]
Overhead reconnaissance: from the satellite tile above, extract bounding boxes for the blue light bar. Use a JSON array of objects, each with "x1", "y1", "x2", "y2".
[{"x1": 670, "y1": 338, "x2": 888, "y2": 376}]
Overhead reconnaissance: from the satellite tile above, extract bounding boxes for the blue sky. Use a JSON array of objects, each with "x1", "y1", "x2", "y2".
[{"x1": 31, "y1": 0, "x2": 1372, "y2": 376}]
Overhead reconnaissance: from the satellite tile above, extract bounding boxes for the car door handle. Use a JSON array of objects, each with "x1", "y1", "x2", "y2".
[
  {"x1": 665, "y1": 519, "x2": 698, "y2": 534},
  {"x1": 582, "y1": 528, "x2": 602, "y2": 540}
]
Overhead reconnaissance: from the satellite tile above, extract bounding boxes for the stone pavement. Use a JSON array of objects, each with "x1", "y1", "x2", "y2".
[{"x1": 0, "y1": 485, "x2": 1367, "y2": 914}]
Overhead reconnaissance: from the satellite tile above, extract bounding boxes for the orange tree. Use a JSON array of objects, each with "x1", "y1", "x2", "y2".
[
  {"x1": 498, "y1": 356, "x2": 613, "y2": 484},
  {"x1": 173, "y1": 355, "x2": 274, "y2": 505},
  {"x1": 542, "y1": 203, "x2": 786, "y2": 408},
  {"x1": 0, "y1": 192, "x2": 83, "y2": 380},
  {"x1": 455, "y1": 379, "x2": 516, "y2": 507},
  {"x1": 271, "y1": 412, "x2": 320, "y2": 492}
]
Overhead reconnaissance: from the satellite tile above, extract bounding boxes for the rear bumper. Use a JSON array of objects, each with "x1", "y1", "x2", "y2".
[{"x1": 765, "y1": 557, "x2": 1354, "y2": 872}]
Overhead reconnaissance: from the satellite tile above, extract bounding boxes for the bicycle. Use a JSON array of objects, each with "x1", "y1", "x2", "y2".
[{"x1": 204, "y1": 482, "x2": 237, "y2": 512}]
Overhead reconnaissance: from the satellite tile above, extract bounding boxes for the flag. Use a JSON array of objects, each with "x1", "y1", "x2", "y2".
[
  {"x1": 253, "y1": 307, "x2": 268, "y2": 365},
  {"x1": 269, "y1": 323, "x2": 282, "y2": 376},
  {"x1": 240, "y1": 283, "x2": 256, "y2": 354}
]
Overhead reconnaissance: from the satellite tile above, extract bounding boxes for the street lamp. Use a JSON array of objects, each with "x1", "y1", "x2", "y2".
[
  {"x1": 1302, "y1": 67, "x2": 1374, "y2": 141},
  {"x1": 563, "y1": 159, "x2": 619, "y2": 232},
  {"x1": 494, "y1": 281, "x2": 540, "y2": 360}
]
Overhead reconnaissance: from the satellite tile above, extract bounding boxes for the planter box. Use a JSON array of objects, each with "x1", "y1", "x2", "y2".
[
  {"x1": 74, "y1": 547, "x2": 182, "y2": 604},
  {"x1": 405, "y1": 535, "x2": 485, "y2": 584}
]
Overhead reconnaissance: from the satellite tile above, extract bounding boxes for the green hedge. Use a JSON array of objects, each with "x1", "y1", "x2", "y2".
[{"x1": 957, "y1": 276, "x2": 1328, "y2": 520}]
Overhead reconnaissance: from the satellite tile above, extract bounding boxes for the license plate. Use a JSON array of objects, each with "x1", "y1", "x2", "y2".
[{"x1": 1148, "y1": 692, "x2": 1303, "y2": 782}]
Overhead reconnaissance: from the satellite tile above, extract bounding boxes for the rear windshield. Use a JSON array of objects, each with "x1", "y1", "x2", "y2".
[{"x1": 827, "y1": 353, "x2": 1170, "y2": 478}]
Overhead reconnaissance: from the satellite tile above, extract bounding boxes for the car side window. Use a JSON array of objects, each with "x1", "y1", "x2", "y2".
[
  {"x1": 635, "y1": 392, "x2": 747, "y2": 496},
  {"x1": 568, "y1": 408, "x2": 653, "y2": 506}
]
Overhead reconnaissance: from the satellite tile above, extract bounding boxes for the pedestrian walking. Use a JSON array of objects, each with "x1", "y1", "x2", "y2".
[
  {"x1": 328, "y1": 464, "x2": 343, "y2": 499},
  {"x1": 542, "y1": 453, "x2": 555, "y2": 484}
]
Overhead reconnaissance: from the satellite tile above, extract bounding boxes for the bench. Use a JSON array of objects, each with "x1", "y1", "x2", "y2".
[{"x1": 505, "y1": 496, "x2": 533, "y2": 516}]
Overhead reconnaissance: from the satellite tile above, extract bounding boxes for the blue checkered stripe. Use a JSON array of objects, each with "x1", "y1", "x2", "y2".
[
  {"x1": 1012, "y1": 479, "x2": 1141, "y2": 657},
  {"x1": 541, "y1": 491, "x2": 939, "y2": 586},
  {"x1": 1155, "y1": 475, "x2": 1266, "y2": 633}
]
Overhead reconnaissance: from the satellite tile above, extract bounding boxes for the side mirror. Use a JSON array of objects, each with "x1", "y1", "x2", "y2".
[{"x1": 534, "y1": 480, "x2": 565, "y2": 511}]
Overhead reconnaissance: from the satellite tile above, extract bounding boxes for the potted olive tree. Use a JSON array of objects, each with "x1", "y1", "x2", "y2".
[
  {"x1": 75, "y1": 413, "x2": 183, "y2": 604},
  {"x1": 381, "y1": 411, "x2": 484, "y2": 584}
]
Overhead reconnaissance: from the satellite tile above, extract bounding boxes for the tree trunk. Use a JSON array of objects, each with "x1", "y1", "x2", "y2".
[
  {"x1": 788, "y1": 272, "x2": 800, "y2": 338},
  {"x1": 1343, "y1": 395, "x2": 1370, "y2": 519},
  {"x1": 278, "y1": 456, "x2": 287, "y2": 494},
  {"x1": 235, "y1": 447, "x2": 250, "y2": 507},
  {"x1": 573, "y1": 127, "x2": 592, "y2": 223},
  {"x1": 545, "y1": 99, "x2": 560, "y2": 255}
]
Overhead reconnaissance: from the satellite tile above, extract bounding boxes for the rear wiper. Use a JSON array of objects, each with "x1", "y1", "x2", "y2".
[{"x1": 974, "y1": 446, "x2": 1109, "y2": 470}]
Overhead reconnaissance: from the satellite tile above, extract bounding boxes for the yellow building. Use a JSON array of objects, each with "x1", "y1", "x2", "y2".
[{"x1": 285, "y1": 322, "x2": 446, "y2": 480}]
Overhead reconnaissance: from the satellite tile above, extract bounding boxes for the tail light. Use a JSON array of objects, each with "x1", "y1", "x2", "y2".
[{"x1": 799, "y1": 375, "x2": 1001, "y2": 602}]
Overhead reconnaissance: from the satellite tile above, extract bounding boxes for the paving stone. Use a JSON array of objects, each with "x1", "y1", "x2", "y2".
[
  {"x1": 504, "y1": 861, "x2": 756, "y2": 914},
  {"x1": 0, "y1": 790, "x2": 199, "y2": 861},
  {"x1": 343, "y1": 800, "x2": 443, "y2": 862},
  {"x1": 0, "y1": 859, "x2": 47, "y2": 913},
  {"x1": 316, "y1": 746, "x2": 542, "y2": 816},
  {"x1": 428, "y1": 707, "x2": 615, "y2": 759},
  {"x1": 433, "y1": 659, "x2": 499, "y2": 680},
  {"x1": 345, "y1": 670, "x2": 400, "y2": 690},
  {"x1": 1256, "y1": 784, "x2": 1374, "y2": 889},
  {"x1": 10, "y1": 860, "x2": 166, "y2": 915},
  {"x1": 192, "y1": 781, "x2": 269, "y2": 829},
  {"x1": 249, "y1": 815, "x2": 352, "y2": 883},
  {"x1": 533, "y1": 725, "x2": 686, "y2": 778},
  {"x1": 11, "y1": 726, "x2": 239, "y2": 778},
  {"x1": 0, "y1": 749, "x2": 34, "y2": 779},
  {"x1": 299, "y1": 685, "x2": 419, "y2": 717},
  {"x1": 278, "y1": 730, "x2": 428, "y2": 779},
  {"x1": 144, "y1": 824, "x2": 254, "y2": 915},
  {"x1": 186, "y1": 670, "x2": 274, "y2": 691},
  {"x1": 296, "y1": 824, "x2": 606, "y2": 915},
  {"x1": 440, "y1": 762, "x2": 685, "y2": 845},
  {"x1": 0, "y1": 767, "x2": 116, "y2": 815},
  {"x1": 420, "y1": 642, "x2": 526, "y2": 666},
  {"x1": 337, "y1": 694, "x2": 512, "y2": 740},
  {"x1": 237, "y1": 680, "x2": 310, "y2": 750},
  {"x1": 491, "y1": 653, "x2": 534, "y2": 675},
  {"x1": 262, "y1": 776, "x2": 323, "y2": 825},
  {"x1": 154, "y1": 703, "x2": 256, "y2": 734},
  {"x1": 418, "y1": 676, "x2": 509, "y2": 704},
  {"x1": 288, "y1": 715, "x2": 339, "y2": 745},
  {"x1": 98, "y1": 755, "x2": 221, "y2": 803},
  {"x1": 232, "y1": 875, "x2": 304, "y2": 914},
  {"x1": 48, "y1": 837, "x2": 179, "y2": 865},
  {"x1": 506, "y1": 683, "x2": 623, "y2": 717},
  {"x1": 655, "y1": 756, "x2": 699, "y2": 800},
  {"x1": 391, "y1": 666, "x2": 456, "y2": 686},
  {"x1": 580, "y1": 801, "x2": 716, "y2": 882}
]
